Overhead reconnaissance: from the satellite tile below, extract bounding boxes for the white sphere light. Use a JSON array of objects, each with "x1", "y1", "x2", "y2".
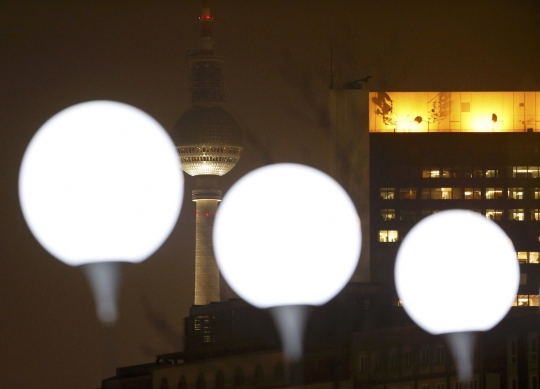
[
  {"x1": 19, "y1": 101, "x2": 183, "y2": 266},
  {"x1": 395, "y1": 209, "x2": 519, "y2": 335},
  {"x1": 213, "y1": 163, "x2": 361, "y2": 308}
]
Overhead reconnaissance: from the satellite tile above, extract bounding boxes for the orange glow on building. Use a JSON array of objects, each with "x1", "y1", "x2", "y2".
[{"x1": 369, "y1": 92, "x2": 540, "y2": 133}]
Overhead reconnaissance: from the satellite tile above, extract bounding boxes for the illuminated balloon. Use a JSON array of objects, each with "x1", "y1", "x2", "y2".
[
  {"x1": 19, "y1": 100, "x2": 183, "y2": 266},
  {"x1": 213, "y1": 163, "x2": 361, "y2": 308},
  {"x1": 19, "y1": 101, "x2": 183, "y2": 323},
  {"x1": 395, "y1": 209, "x2": 519, "y2": 335}
]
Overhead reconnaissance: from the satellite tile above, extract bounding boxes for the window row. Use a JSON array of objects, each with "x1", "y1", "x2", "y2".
[
  {"x1": 421, "y1": 167, "x2": 498, "y2": 179},
  {"x1": 512, "y1": 295, "x2": 540, "y2": 307},
  {"x1": 396, "y1": 295, "x2": 540, "y2": 307},
  {"x1": 380, "y1": 208, "x2": 540, "y2": 221},
  {"x1": 517, "y1": 252, "x2": 540, "y2": 264},
  {"x1": 358, "y1": 346, "x2": 446, "y2": 373},
  {"x1": 380, "y1": 187, "x2": 540, "y2": 200},
  {"x1": 395, "y1": 166, "x2": 540, "y2": 179}
]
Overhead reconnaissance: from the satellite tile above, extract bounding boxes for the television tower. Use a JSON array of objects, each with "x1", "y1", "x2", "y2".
[{"x1": 170, "y1": 0, "x2": 243, "y2": 305}]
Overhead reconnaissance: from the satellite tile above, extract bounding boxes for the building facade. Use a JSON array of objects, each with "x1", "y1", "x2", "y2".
[{"x1": 101, "y1": 89, "x2": 540, "y2": 389}]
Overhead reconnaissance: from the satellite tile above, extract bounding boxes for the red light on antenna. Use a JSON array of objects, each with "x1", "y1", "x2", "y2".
[
  {"x1": 205, "y1": 212, "x2": 210, "y2": 217},
  {"x1": 199, "y1": 14, "x2": 212, "y2": 20}
]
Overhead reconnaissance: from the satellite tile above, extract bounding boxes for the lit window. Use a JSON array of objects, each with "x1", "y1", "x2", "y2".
[
  {"x1": 531, "y1": 209, "x2": 540, "y2": 221},
  {"x1": 517, "y1": 252, "x2": 528, "y2": 264},
  {"x1": 379, "y1": 230, "x2": 398, "y2": 242},
  {"x1": 399, "y1": 188, "x2": 417, "y2": 199},
  {"x1": 422, "y1": 168, "x2": 440, "y2": 178},
  {"x1": 533, "y1": 188, "x2": 540, "y2": 199},
  {"x1": 464, "y1": 188, "x2": 481, "y2": 199},
  {"x1": 381, "y1": 209, "x2": 395, "y2": 221},
  {"x1": 509, "y1": 209, "x2": 525, "y2": 221},
  {"x1": 380, "y1": 188, "x2": 395, "y2": 200},
  {"x1": 486, "y1": 209, "x2": 503, "y2": 220},
  {"x1": 486, "y1": 169, "x2": 498, "y2": 178},
  {"x1": 486, "y1": 188, "x2": 503, "y2": 199},
  {"x1": 512, "y1": 294, "x2": 538, "y2": 307},
  {"x1": 508, "y1": 188, "x2": 524, "y2": 200},
  {"x1": 442, "y1": 168, "x2": 451, "y2": 178},
  {"x1": 530, "y1": 252, "x2": 540, "y2": 263},
  {"x1": 473, "y1": 169, "x2": 483, "y2": 178},
  {"x1": 529, "y1": 167, "x2": 540, "y2": 178},
  {"x1": 513, "y1": 166, "x2": 528, "y2": 178},
  {"x1": 431, "y1": 188, "x2": 453, "y2": 199}
]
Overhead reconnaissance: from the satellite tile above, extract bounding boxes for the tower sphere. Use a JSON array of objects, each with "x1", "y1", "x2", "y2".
[{"x1": 171, "y1": 105, "x2": 243, "y2": 176}]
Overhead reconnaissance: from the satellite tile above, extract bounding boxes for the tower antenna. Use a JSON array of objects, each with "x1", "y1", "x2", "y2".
[{"x1": 199, "y1": 0, "x2": 214, "y2": 54}]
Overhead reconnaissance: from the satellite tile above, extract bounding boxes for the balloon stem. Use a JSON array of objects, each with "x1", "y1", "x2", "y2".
[
  {"x1": 268, "y1": 305, "x2": 309, "y2": 385},
  {"x1": 444, "y1": 331, "x2": 477, "y2": 381},
  {"x1": 81, "y1": 262, "x2": 125, "y2": 325}
]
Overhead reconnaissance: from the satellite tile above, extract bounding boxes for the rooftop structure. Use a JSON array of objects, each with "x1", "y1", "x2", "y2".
[{"x1": 369, "y1": 91, "x2": 540, "y2": 133}]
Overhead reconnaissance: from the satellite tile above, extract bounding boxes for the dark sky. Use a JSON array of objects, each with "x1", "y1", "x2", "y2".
[{"x1": 1, "y1": 1, "x2": 540, "y2": 388}]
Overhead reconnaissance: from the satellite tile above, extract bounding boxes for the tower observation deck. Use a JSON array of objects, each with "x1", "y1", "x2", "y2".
[{"x1": 170, "y1": 0, "x2": 242, "y2": 306}]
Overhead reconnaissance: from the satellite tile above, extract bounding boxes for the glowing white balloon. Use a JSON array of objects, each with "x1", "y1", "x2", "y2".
[
  {"x1": 213, "y1": 163, "x2": 361, "y2": 308},
  {"x1": 19, "y1": 100, "x2": 183, "y2": 265},
  {"x1": 395, "y1": 209, "x2": 519, "y2": 335}
]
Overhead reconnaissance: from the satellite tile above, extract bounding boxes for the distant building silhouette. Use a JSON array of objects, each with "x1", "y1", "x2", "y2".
[{"x1": 99, "y1": 2, "x2": 540, "y2": 388}]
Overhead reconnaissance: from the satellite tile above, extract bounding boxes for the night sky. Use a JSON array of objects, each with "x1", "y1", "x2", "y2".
[{"x1": 1, "y1": 1, "x2": 540, "y2": 388}]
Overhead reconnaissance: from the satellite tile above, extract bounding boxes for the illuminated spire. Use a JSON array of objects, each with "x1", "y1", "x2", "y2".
[
  {"x1": 172, "y1": 0, "x2": 243, "y2": 305},
  {"x1": 199, "y1": 0, "x2": 214, "y2": 54}
]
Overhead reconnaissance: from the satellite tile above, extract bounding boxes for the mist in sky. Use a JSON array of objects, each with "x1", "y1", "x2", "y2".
[{"x1": 1, "y1": 1, "x2": 539, "y2": 388}]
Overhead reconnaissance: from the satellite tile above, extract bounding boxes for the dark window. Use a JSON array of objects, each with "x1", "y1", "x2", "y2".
[
  {"x1": 253, "y1": 365, "x2": 264, "y2": 386},
  {"x1": 160, "y1": 378, "x2": 169, "y2": 389},
  {"x1": 233, "y1": 367, "x2": 245, "y2": 387},
  {"x1": 178, "y1": 376, "x2": 187, "y2": 389},
  {"x1": 215, "y1": 371, "x2": 225, "y2": 389},
  {"x1": 196, "y1": 373, "x2": 206, "y2": 389}
]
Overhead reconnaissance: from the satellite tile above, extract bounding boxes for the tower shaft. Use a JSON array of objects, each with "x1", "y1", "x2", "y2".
[{"x1": 193, "y1": 177, "x2": 222, "y2": 305}]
